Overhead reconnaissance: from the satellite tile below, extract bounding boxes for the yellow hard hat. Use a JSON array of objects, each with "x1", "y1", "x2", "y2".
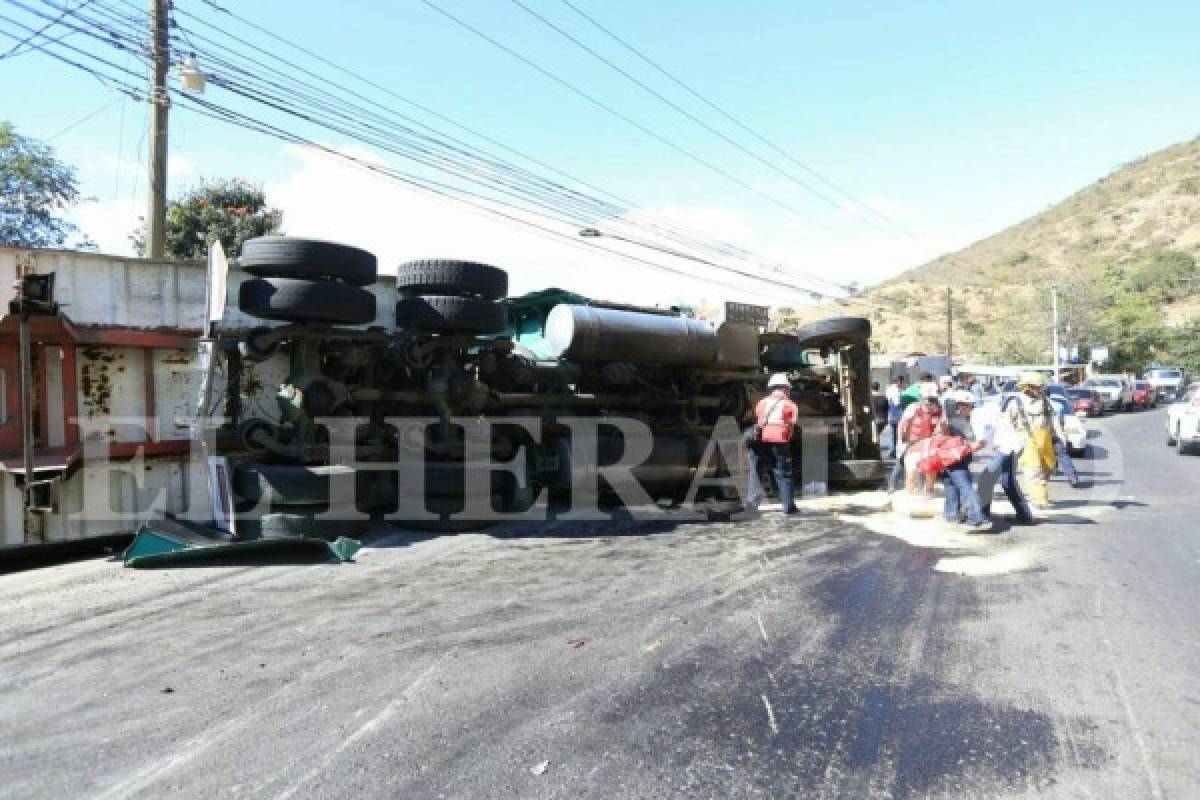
[{"x1": 1018, "y1": 371, "x2": 1046, "y2": 388}]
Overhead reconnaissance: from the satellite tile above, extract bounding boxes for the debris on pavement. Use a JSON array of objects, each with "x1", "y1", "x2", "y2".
[
  {"x1": 529, "y1": 761, "x2": 549, "y2": 776},
  {"x1": 122, "y1": 518, "x2": 361, "y2": 568}
]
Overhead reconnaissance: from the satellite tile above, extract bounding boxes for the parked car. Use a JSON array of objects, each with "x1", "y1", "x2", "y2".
[
  {"x1": 1147, "y1": 366, "x2": 1187, "y2": 403},
  {"x1": 1067, "y1": 387, "x2": 1102, "y2": 417},
  {"x1": 1165, "y1": 382, "x2": 1200, "y2": 455},
  {"x1": 1062, "y1": 410, "x2": 1089, "y2": 457},
  {"x1": 1083, "y1": 376, "x2": 1133, "y2": 412},
  {"x1": 1131, "y1": 380, "x2": 1157, "y2": 410}
]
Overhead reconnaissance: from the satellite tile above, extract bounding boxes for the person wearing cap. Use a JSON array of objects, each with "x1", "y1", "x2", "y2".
[
  {"x1": 942, "y1": 390, "x2": 989, "y2": 528},
  {"x1": 897, "y1": 383, "x2": 948, "y2": 495},
  {"x1": 1007, "y1": 371, "x2": 1066, "y2": 508},
  {"x1": 745, "y1": 373, "x2": 800, "y2": 514}
]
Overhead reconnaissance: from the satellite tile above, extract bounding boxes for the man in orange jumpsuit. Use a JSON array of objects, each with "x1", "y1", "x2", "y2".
[{"x1": 745, "y1": 373, "x2": 800, "y2": 514}]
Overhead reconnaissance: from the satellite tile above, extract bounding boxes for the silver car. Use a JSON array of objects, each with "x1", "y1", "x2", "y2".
[{"x1": 1083, "y1": 376, "x2": 1133, "y2": 412}]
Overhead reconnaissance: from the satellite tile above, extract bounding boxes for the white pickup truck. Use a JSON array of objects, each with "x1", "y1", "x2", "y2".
[
  {"x1": 1165, "y1": 383, "x2": 1200, "y2": 455},
  {"x1": 1147, "y1": 366, "x2": 1188, "y2": 403},
  {"x1": 1083, "y1": 376, "x2": 1133, "y2": 412}
]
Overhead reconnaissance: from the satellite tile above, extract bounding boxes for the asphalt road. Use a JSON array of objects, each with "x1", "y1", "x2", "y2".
[{"x1": 1, "y1": 408, "x2": 1197, "y2": 799}]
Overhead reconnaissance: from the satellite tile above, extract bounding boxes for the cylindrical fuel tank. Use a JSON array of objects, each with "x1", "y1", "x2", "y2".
[{"x1": 545, "y1": 304, "x2": 718, "y2": 366}]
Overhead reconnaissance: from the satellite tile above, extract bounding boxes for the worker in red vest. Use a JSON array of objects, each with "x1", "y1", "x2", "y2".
[
  {"x1": 745, "y1": 373, "x2": 800, "y2": 514},
  {"x1": 897, "y1": 384, "x2": 947, "y2": 494}
]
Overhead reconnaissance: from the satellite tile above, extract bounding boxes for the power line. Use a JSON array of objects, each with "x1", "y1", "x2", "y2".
[
  {"x1": 0, "y1": 11, "x2": 146, "y2": 98},
  {"x1": 3, "y1": 20, "x2": 824, "y2": 302},
  {"x1": 557, "y1": 0, "x2": 916, "y2": 238},
  {"x1": 174, "y1": 93, "x2": 821, "y2": 301},
  {"x1": 0, "y1": 0, "x2": 91, "y2": 58},
  {"x1": 509, "y1": 0, "x2": 902, "y2": 241},
  {"x1": 172, "y1": 0, "x2": 844, "y2": 288},
  {"x1": 46, "y1": 98, "x2": 117, "y2": 139},
  {"x1": 164, "y1": 0, "x2": 850, "y2": 292},
  {"x1": 417, "y1": 0, "x2": 857, "y2": 243},
  {"x1": 10, "y1": 1, "x2": 840, "y2": 300}
]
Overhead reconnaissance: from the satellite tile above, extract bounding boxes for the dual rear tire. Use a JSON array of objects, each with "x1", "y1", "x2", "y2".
[
  {"x1": 237, "y1": 237, "x2": 378, "y2": 325},
  {"x1": 395, "y1": 259, "x2": 508, "y2": 333}
]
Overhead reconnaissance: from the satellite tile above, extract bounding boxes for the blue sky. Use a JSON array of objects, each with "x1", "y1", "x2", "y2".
[{"x1": 3, "y1": 0, "x2": 1199, "y2": 306}]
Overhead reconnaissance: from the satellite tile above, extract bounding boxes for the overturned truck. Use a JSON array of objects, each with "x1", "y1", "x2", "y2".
[{"x1": 212, "y1": 237, "x2": 882, "y2": 535}]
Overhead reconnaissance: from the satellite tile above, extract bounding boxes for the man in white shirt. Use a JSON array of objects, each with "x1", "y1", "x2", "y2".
[{"x1": 971, "y1": 399, "x2": 1035, "y2": 525}]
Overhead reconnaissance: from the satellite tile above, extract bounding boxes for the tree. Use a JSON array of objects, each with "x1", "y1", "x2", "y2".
[
  {"x1": 1160, "y1": 319, "x2": 1200, "y2": 374},
  {"x1": 1098, "y1": 293, "x2": 1166, "y2": 373},
  {"x1": 1123, "y1": 250, "x2": 1197, "y2": 302},
  {"x1": 133, "y1": 178, "x2": 282, "y2": 259},
  {"x1": 0, "y1": 121, "x2": 87, "y2": 248}
]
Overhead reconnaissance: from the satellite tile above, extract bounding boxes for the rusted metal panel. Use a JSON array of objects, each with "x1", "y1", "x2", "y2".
[
  {"x1": 0, "y1": 248, "x2": 209, "y2": 547},
  {"x1": 76, "y1": 346, "x2": 148, "y2": 443}
]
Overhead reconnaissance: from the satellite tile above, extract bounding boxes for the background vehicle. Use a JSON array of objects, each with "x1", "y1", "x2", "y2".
[
  {"x1": 1044, "y1": 383, "x2": 1069, "y2": 402},
  {"x1": 1165, "y1": 383, "x2": 1200, "y2": 455},
  {"x1": 1047, "y1": 391, "x2": 1088, "y2": 456},
  {"x1": 1067, "y1": 387, "x2": 1102, "y2": 417},
  {"x1": 1147, "y1": 366, "x2": 1187, "y2": 403},
  {"x1": 1062, "y1": 411, "x2": 1089, "y2": 456},
  {"x1": 1083, "y1": 376, "x2": 1133, "y2": 412},
  {"x1": 1131, "y1": 381, "x2": 1157, "y2": 410}
]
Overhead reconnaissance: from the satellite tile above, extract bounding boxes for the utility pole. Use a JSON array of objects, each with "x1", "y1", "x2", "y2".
[
  {"x1": 146, "y1": 0, "x2": 170, "y2": 260},
  {"x1": 1051, "y1": 286, "x2": 1061, "y2": 379},
  {"x1": 945, "y1": 286, "x2": 953, "y2": 365}
]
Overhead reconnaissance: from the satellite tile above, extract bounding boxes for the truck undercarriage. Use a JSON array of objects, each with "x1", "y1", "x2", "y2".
[{"x1": 212, "y1": 237, "x2": 883, "y2": 535}]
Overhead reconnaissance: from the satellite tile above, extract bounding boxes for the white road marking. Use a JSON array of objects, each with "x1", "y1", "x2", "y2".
[{"x1": 761, "y1": 693, "x2": 779, "y2": 736}]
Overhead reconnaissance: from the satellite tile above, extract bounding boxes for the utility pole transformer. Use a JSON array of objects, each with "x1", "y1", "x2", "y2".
[{"x1": 146, "y1": 0, "x2": 170, "y2": 260}]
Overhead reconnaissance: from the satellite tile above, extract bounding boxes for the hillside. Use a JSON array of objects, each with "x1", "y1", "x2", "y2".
[{"x1": 785, "y1": 136, "x2": 1200, "y2": 362}]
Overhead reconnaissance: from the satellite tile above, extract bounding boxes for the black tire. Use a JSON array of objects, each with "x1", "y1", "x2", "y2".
[
  {"x1": 239, "y1": 277, "x2": 376, "y2": 325},
  {"x1": 233, "y1": 463, "x2": 360, "y2": 507},
  {"x1": 1167, "y1": 427, "x2": 1177, "y2": 446},
  {"x1": 240, "y1": 237, "x2": 377, "y2": 286},
  {"x1": 396, "y1": 260, "x2": 507, "y2": 300},
  {"x1": 395, "y1": 295, "x2": 505, "y2": 333},
  {"x1": 793, "y1": 316, "x2": 872, "y2": 348}
]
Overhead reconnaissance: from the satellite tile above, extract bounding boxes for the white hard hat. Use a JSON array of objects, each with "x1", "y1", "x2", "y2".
[
  {"x1": 767, "y1": 372, "x2": 790, "y2": 388},
  {"x1": 922, "y1": 385, "x2": 939, "y2": 400},
  {"x1": 953, "y1": 390, "x2": 976, "y2": 405},
  {"x1": 939, "y1": 374, "x2": 954, "y2": 387}
]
